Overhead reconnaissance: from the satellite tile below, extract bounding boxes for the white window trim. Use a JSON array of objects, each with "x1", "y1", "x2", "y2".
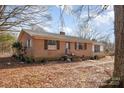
[
  {"x1": 48, "y1": 45, "x2": 57, "y2": 50},
  {"x1": 47, "y1": 40, "x2": 57, "y2": 50},
  {"x1": 92, "y1": 45, "x2": 94, "y2": 52},
  {"x1": 100, "y1": 45, "x2": 104, "y2": 52},
  {"x1": 94, "y1": 45, "x2": 100, "y2": 53},
  {"x1": 26, "y1": 39, "x2": 32, "y2": 48}
]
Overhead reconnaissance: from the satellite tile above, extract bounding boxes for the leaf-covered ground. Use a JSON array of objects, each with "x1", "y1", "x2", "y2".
[{"x1": 0, "y1": 56, "x2": 114, "y2": 88}]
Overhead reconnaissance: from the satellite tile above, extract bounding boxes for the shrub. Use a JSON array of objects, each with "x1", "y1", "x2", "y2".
[
  {"x1": 90, "y1": 56, "x2": 95, "y2": 60},
  {"x1": 72, "y1": 56, "x2": 81, "y2": 62},
  {"x1": 24, "y1": 57, "x2": 34, "y2": 64},
  {"x1": 12, "y1": 42, "x2": 23, "y2": 56},
  {"x1": 18, "y1": 54, "x2": 24, "y2": 61},
  {"x1": 12, "y1": 54, "x2": 20, "y2": 61},
  {"x1": 41, "y1": 58, "x2": 48, "y2": 64},
  {"x1": 90, "y1": 54, "x2": 105, "y2": 60},
  {"x1": 12, "y1": 42, "x2": 22, "y2": 50},
  {"x1": 47, "y1": 57, "x2": 59, "y2": 61},
  {"x1": 81, "y1": 55, "x2": 90, "y2": 61},
  {"x1": 59, "y1": 57, "x2": 65, "y2": 61},
  {"x1": 20, "y1": 55, "x2": 25, "y2": 62},
  {"x1": 59, "y1": 55, "x2": 72, "y2": 61},
  {"x1": 94, "y1": 55, "x2": 98, "y2": 60},
  {"x1": 15, "y1": 55, "x2": 20, "y2": 60},
  {"x1": 12, "y1": 54, "x2": 17, "y2": 58},
  {"x1": 34, "y1": 58, "x2": 46, "y2": 64},
  {"x1": 35, "y1": 57, "x2": 59, "y2": 64}
]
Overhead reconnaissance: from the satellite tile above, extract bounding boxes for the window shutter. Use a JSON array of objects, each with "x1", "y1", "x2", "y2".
[
  {"x1": 57, "y1": 40, "x2": 60, "y2": 50},
  {"x1": 44, "y1": 40, "x2": 48, "y2": 50},
  {"x1": 84, "y1": 43, "x2": 87, "y2": 50},
  {"x1": 75, "y1": 42, "x2": 77, "y2": 50},
  {"x1": 68, "y1": 42, "x2": 70, "y2": 49},
  {"x1": 26, "y1": 40, "x2": 28, "y2": 48}
]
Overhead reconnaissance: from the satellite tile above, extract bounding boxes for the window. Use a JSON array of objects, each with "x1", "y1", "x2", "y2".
[
  {"x1": 76, "y1": 42, "x2": 83, "y2": 50},
  {"x1": 79, "y1": 43, "x2": 83, "y2": 49},
  {"x1": 44, "y1": 40, "x2": 60, "y2": 50},
  {"x1": 48, "y1": 40, "x2": 57, "y2": 45},
  {"x1": 94, "y1": 45, "x2": 100, "y2": 52},
  {"x1": 75, "y1": 42, "x2": 87, "y2": 50},
  {"x1": 26, "y1": 39, "x2": 32, "y2": 48}
]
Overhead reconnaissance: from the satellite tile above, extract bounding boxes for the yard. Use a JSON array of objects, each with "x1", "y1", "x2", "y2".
[{"x1": 0, "y1": 54, "x2": 114, "y2": 88}]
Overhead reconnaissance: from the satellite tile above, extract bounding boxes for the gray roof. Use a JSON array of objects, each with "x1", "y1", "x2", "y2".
[{"x1": 22, "y1": 28, "x2": 94, "y2": 43}]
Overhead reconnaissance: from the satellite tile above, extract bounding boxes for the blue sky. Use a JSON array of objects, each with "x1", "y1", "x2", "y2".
[
  {"x1": 45, "y1": 5, "x2": 114, "y2": 42},
  {"x1": 13, "y1": 5, "x2": 114, "y2": 42},
  {"x1": 48, "y1": 6, "x2": 76, "y2": 33}
]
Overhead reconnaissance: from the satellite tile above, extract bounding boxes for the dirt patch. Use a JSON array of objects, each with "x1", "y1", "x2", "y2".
[{"x1": 0, "y1": 56, "x2": 114, "y2": 88}]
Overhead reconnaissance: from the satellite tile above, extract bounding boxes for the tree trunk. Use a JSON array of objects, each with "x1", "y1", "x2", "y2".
[{"x1": 114, "y1": 5, "x2": 124, "y2": 86}]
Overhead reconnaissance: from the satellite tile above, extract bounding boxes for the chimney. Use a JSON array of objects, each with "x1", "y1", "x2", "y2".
[
  {"x1": 92, "y1": 39, "x2": 97, "y2": 42},
  {"x1": 60, "y1": 31, "x2": 65, "y2": 35}
]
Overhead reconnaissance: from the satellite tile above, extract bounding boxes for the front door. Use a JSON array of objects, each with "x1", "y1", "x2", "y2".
[{"x1": 65, "y1": 42, "x2": 70, "y2": 54}]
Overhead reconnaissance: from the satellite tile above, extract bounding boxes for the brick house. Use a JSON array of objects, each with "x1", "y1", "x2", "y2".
[{"x1": 18, "y1": 28, "x2": 104, "y2": 59}]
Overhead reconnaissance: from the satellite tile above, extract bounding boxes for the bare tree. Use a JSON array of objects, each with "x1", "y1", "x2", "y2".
[
  {"x1": 71, "y1": 5, "x2": 109, "y2": 22},
  {"x1": 67, "y1": 5, "x2": 114, "y2": 57},
  {"x1": 61, "y1": 5, "x2": 111, "y2": 39},
  {"x1": 0, "y1": 5, "x2": 51, "y2": 31},
  {"x1": 75, "y1": 27, "x2": 109, "y2": 40}
]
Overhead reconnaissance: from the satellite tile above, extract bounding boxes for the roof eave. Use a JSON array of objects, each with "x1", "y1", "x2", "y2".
[{"x1": 32, "y1": 35, "x2": 93, "y2": 43}]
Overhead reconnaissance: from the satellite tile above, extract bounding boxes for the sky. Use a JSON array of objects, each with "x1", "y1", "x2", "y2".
[
  {"x1": 45, "y1": 5, "x2": 114, "y2": 42},
  {"x1": 47, "y1": 6, "x2": 76, "y2": 33},
  {"x1": 11, "y1": 5, "x2": 114, "y2": 42}
]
